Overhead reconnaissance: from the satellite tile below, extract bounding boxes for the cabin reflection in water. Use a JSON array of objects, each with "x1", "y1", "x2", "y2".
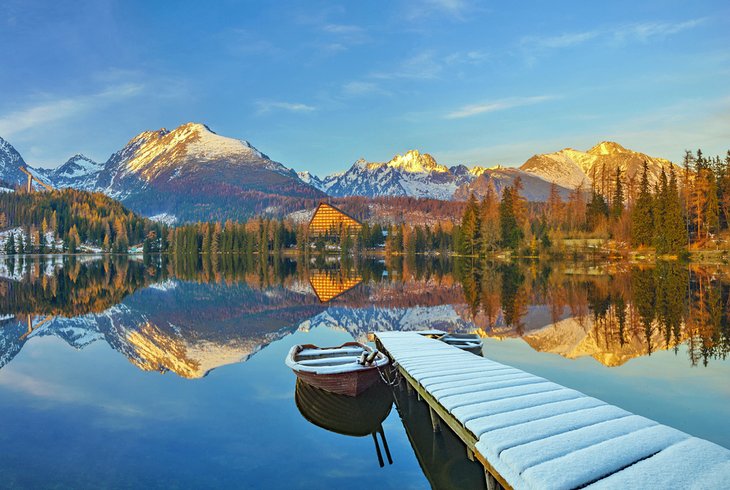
[
  {"x1": 392, "y1": 377, "x2": 485, "y2": 489},
  {"x1": 308, "y1": 269, "x2": 363, "y2": 303},
  {"x1": 295, "y1": 379, "x2": 394, "y2": 467}
]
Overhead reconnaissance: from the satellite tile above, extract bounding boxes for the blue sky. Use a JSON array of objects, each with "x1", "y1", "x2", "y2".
[{"x1": 1, "y1": 0, "x2": 728, "y2": 175}]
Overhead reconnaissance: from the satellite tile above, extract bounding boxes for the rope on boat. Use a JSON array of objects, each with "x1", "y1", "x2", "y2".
[{"x1": 376, "y1": 359, "x2": 401, "y2": 387}]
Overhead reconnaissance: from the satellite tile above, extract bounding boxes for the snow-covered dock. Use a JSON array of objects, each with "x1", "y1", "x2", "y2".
[{"x1": 375, "y1": 331, "x2": 730, "y2": 490}]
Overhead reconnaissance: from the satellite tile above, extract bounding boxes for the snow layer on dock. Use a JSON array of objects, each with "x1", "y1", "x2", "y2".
[{"x1": 376, "y1": 331, "x2": 730, "y2": 489}]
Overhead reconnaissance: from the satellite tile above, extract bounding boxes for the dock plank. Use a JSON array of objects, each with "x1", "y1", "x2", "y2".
[{"x1": 375, "y1": 331, "x2": 730, "y2": 489}]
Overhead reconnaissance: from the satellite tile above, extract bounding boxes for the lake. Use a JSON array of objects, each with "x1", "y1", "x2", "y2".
[{"x1": 1, "y1": 255, "x2": 728, "y2": 489}]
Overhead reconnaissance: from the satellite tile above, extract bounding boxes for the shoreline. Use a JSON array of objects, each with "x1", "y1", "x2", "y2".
[{"x1": 1, "y1": 248, "x2": 728, "y2": 265}]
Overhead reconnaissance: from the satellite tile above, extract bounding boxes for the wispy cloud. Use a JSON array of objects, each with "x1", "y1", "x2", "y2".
[
  {"x1": 0, "y1": 83, "x2": 144, "y2": 139},
  {"x1": 341, "y1": 81, "x2": 390, "y2": 97},
  {"x1": 526, "y1": 31, "x2": 600, "y2": 50},
  {"x1": 611, "y1": 19, "x2": 706, "y2": 42},
  {"x1": 256, "y1": 100, "x2": 317, "y2": 114},
  {"x1": 521, "y1": 18, "x2": 706, "y2": 53},
  {"x1": 372, "y1": 51, "x2": 443, "y2": 79},
  {"x1": 322, "y1": 23, "x2": 364, "y2": 35},
  {"x1": 406, "y1": 0, "x2": 475, "y2": 20},
  {"x1": 445, "y1": 95, "x2": 558, "y2": 119},
  {"x1": 445, "y1": 50, "x2": 489, "y2": 65}
]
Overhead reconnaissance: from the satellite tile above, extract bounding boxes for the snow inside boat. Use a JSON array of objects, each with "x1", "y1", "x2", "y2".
[
  {"x1": 439, "y1": 333, "x2": 483, "y2": 355},
  {"x1": 286, "y1": 342, "x2": 390, "y2": 397}
]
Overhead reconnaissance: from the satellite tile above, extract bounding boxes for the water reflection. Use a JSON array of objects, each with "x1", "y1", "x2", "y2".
[
  {"x1": 1, "y1": 255, "x2": 729, "y2": 377},
  {"x1": 391, "y1": 378, "x2": 484, "y2": 489},
  {"x1": 295, "y1": 379, "x2": 393, "y2": 467}
]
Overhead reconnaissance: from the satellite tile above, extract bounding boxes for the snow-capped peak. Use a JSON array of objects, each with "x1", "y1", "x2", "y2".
[
  {"x1": 111, "y1": 122, "x2": 274, "y2": 180},
  {"x1": 386, "y1": 150, "x2": 449, "y2": 174},
  {"x1": 587, "y1": 141, "x2": 629, "y2": 156},
  {"x1": 55, "y1": 154, "x2": 102, "y2": 177},
  {"x1": 180, "y1": 122, "x2": 266, "y2": 161}
]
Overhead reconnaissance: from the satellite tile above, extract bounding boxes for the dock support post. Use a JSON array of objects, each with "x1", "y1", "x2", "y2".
[
  {"x1": 466, "y1": 446, "x2": 475, "y2": 462},
  {"x1": 485, "y1": 469, "x2": 499, "y2": 490},
  {"x1": 429, "y1": 406, "x2": 441, "y2": 433}
]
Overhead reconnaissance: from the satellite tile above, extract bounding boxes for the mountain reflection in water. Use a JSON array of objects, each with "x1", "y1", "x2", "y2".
[{"x1": 1, "y1": 255, "x2": 729, "y2": 378}]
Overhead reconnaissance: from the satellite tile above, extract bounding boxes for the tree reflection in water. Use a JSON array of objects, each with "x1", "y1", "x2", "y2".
[{"x1": 1, "y1": 255, "x2": 729, "y2": 372}]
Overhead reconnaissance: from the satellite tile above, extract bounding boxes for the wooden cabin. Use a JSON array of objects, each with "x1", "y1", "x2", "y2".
[{"x1": 308, "y1": 202, "x2": 362, "y2": 236}]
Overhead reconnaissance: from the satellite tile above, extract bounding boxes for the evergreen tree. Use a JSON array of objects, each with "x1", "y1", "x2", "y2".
[
  {"x1": 586, "y1": 191, "x2": 609, "y2": 231},
  {"x1": 653, "y1": 169, "x2": 669, "y2": 253},
  {"x1": 631, "y1": 161, "x2": 654, "y2": 247},
  {"x1": 500, "y1": 185, "x2": 523, "y2": 250},
  {"x1": 5, "y1": 233, "x2": 15, "y2": 255},
  {"x1": 610, "y1": 167, "x2": 624, "y2": 219},
  {"x1": 664, "y1": 167, "x2": 687, "y2": 253},
  {"x1": 479, "y1": 181, "x2": 500, "y2": 253}
]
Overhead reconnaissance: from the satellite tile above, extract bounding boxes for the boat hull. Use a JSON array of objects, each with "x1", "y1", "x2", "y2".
[{"x1": 294, "y1": 367, "x2": 382, "y2": 397}]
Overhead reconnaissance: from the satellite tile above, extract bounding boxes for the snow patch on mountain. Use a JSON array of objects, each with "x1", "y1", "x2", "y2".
[
  {"x1": 51, "y1": 154, "x2": 104, "y2": 190},
  {"x1": 149, "y1": 213, "x2": 178, "y2": 225},
  {"x1": 324, "y1": 150, "x2": 472, "y2": 200}
]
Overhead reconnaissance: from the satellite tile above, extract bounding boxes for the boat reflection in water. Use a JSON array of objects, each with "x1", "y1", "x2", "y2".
[
  {"x1": 295, "y1": 378, "x2": 394, "y2": 467},
  {"x1": 392, "y1": 378, "x2": 485, "y2": 489}
]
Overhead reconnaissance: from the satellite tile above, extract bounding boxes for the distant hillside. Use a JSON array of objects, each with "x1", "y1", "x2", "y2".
[
  {"x1": 519, "y1": 141, "x2": 678, "y2": 192},
  {"x1": 0, "y1": 189, "x2": 163, "y2": 253}
]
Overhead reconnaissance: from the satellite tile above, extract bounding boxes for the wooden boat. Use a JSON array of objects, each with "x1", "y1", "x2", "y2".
[
  {"x1": 416, "y1": 329, "x2": 483, "y2": 355},
  {"x1": 285, "y1": 342, "x2": 390, "y2": 397},
  {"x1": 439, "y1": 333, "x2": 483, "y2": 355}
]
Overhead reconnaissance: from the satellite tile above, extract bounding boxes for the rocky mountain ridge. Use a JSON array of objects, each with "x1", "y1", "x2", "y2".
[{"x1": 0, "y1": 125, "x2": 678, "y2": 220}]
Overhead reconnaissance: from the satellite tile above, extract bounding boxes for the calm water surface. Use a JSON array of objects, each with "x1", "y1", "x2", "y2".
[{"x1": 0, "y1": 255, "x2": 728, "y2": 488}]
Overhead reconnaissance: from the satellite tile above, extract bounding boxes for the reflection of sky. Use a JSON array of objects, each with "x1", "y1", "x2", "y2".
[
  {"x1": 0, "y1": 328, "x2": 427, "y2": 489},
  {"x1": 3, "y1": 268, "x2": 730, "y2": 486},
  {"x1": 482, "y1": 338, "x2": 730, "y2": 449}
]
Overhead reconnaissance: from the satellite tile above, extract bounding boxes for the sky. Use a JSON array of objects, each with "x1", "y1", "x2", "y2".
[{"x1": 1, "y1": 0, "x2": 729, "y2": 174}]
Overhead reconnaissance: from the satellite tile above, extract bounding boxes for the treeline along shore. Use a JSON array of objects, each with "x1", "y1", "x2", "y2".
[{"x1": 1, "y1": 148, "x2": 730, "y2": 261}]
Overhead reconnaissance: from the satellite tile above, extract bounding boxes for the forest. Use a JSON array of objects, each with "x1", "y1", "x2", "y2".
[
  {"x1": 1, "y1": 189, "x2": 165, "y2": 254},
  {"x1": 447, "y1": 149, "x2": 730, "y2": 258},
  {"x1": 1, "y1": 148, "x2": 729, "y2": 259}
]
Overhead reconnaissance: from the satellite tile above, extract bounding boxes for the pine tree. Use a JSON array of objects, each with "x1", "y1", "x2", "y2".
[
  {"x1": 5, "y1": 233, "x2": 15, "y2": 255},
  {"x1": 586, "y1": 191, "x2": 609, "y2": 231},
  {"x1": 653, "y1": 168, "x2": 669, "y2": 253},
  {"x1": 479, "y1": 181, "x2": 500, "y2": 253},
  {"x1": 665, "y1": 167, "x2": 687, "y2": 253},
  {"x1": 500, "y1": 185, "x2": 523, "y2": 250},
  {"x1": 631, "y1": 161, "x2": 654, "y2": 247},
  {"x1": 610, "y1": 167, "x2": 624, "y2": 219}
]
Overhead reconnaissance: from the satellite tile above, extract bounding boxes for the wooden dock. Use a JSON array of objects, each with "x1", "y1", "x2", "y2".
[{"x1": 375, "y1": 331, "x2": 730, "y2": 490}]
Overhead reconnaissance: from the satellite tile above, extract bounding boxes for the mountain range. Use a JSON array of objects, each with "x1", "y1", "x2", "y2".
[{"x1": 0, "y1": 123, "x2": 677, "y2": 222}]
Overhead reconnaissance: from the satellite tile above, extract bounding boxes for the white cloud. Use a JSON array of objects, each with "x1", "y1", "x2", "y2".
[
  {"x1": 256, "y1": 100, "x2": 317, "y2": 114},
  {"x1": 0, "y1": 83, "x2": 144, "y2": 139},
  {"x1": 445, "y1": 95, "x2": 558, "y2": 119}
]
